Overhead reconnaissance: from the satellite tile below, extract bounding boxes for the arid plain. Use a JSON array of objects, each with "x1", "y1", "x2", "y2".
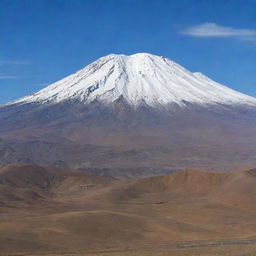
[{"x1": 1, "y1": 163, "x2": 256, "y2": 256}]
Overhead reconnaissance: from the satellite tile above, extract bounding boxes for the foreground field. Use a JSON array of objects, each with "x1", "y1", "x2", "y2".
[
  {"x1": 2, "y1": 242, "x2": 256, "y2": 256},
  {"x1": 1, "y1": 163, "x2": 256, "y2": 255}
]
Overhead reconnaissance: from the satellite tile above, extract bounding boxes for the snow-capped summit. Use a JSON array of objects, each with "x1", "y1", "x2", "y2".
[{"x1": 10, "y1": 53, "x2": 256, "y2": 107}]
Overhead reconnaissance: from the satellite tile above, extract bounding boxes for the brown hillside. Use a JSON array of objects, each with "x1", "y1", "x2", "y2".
[{"x1": 1, "y1": 164, "x2": 256, "y2": 255}]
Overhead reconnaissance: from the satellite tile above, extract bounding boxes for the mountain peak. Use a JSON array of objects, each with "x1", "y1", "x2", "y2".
[{"x1": 9, "y1": 53, "x2": 256, "y2": 107}]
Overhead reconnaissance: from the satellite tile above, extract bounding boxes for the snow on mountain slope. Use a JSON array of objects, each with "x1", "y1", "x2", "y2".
[{"x1": 9, "y1": 53, "x2": 256, "y2": 107}]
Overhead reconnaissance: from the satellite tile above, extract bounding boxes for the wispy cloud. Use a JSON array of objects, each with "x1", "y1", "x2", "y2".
[
  {"x1": 0, "y1": 60, "x2": 29, "y2": 65},
  {"x1": 180, "y1": 23, "x2": 256, "y2": 41},
  {"x1": 0, "y1": 75, "x2": 20, "y2": 79},
  {"x1": 36, "y1": 83, "x2": 50, "y2": 87},
  {"x1": 0, "y1": 60, "x2": 30, "y2": 80}
]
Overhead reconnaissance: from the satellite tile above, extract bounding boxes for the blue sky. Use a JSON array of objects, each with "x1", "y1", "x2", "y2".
[{"x1": 0, "y1": 0, "x2": 256, "y2": 104}]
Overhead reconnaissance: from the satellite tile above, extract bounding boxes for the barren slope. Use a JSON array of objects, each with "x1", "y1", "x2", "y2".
[{"x1": 1, "y1": 164, "x2": 256, "y2": 255}]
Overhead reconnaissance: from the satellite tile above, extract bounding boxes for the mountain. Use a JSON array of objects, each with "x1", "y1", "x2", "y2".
[
  {"x1": 8, "y1": 53, "x2": 256, "y2": 107},
  {"x1": 1, "y1": 53, "x2": 256, "y2": 176}
]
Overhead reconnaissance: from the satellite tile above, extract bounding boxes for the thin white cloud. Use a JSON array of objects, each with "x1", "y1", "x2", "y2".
[
  {"x1": 180, "y1": 23, "x2": 256, "y2": 40},
  {"x1": 0, "y1": 60, "x2": 30, "y2": 80},
  {"x1": 0, "y1": 60, "x2": 29, "y2": 65},
  {"x1": 0, "y1": 75, "x2": 20, "y2": 79},
  {"x1": 36, "y1": 83, "x2": 50, "y2": 87}
]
